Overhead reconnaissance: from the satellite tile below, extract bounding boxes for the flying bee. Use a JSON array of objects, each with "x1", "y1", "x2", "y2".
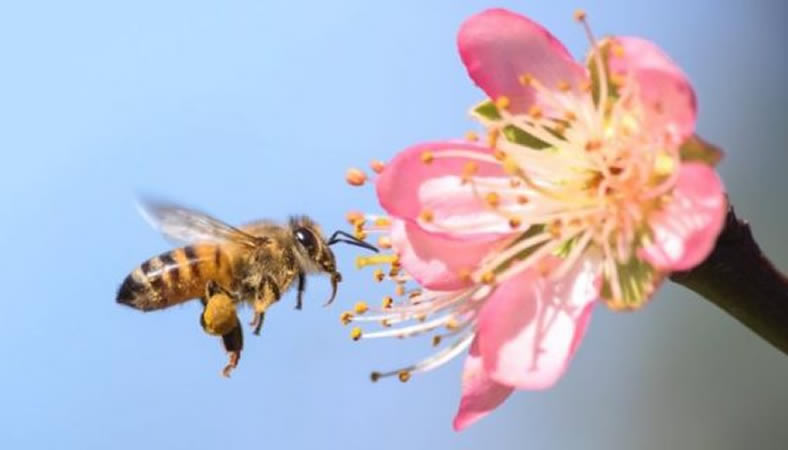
[{"x1": 116, "y1": 199, "x2": 377, "y2": 377}]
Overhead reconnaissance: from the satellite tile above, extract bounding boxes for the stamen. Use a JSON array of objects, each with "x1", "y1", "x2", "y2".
[
  {"x1": 345, "y1": 168, "x2": 367, "y2": 186},
  {"x1": 356, "y1": 253, "x2": 398, "y2": 269},
  {"x1": 370, "y1": 160, "x2": 385, "y2": 174},
  {"x1": 351, "y1": 327, "x2": 363, "y2": 341},
  {"x1": 420, "y1": 151, "x2": 434, "y2": 164},
  {"x1": 465, "y1": 130, "x2": 479, "y2": 142},
  {"x1": 419, "y1": 209, "x2": 434, "y2": 223},
  {"x1": 340, "y1": 311, "x2": 354, "y2": 325},
  {"x1": 495, "y1": 96, "x2": 511, "y2": 110},
  {"x1": 345, "y1": 210, "x2": 365, "y2": 226},
  {"x1": 575, "y1": 10, "x2": 609, "y2": 125},
  {"x1": 377, "y1": 235, "x2": 392, "y2": 249},
  {"x1": 354, "y1": 301, "x2": 369, "y2": 315}
]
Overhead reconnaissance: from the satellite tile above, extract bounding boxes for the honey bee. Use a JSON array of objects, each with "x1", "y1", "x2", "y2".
[{"x1": 116, "y1": 199, "x2": 377, "y2": 377}]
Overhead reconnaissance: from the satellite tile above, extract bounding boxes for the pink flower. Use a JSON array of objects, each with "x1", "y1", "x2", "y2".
[{"x1": 344, "y1": 9, "x2": 726, "y2": 430}]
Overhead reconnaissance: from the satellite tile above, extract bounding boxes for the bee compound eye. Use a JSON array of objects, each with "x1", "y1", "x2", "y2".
[{"x1": 295, "y1": 228, "x2": 318, "y2": 254}]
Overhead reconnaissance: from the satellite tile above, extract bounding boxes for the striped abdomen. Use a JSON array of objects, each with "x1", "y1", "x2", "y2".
[{"x1": 117, "y1": 244, "x2": 234, "y2": 311}]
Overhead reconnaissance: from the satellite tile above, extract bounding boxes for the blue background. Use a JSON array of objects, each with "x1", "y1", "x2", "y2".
[{"x1": 1, "y1": 1, "x2": 786, "y2": 448}]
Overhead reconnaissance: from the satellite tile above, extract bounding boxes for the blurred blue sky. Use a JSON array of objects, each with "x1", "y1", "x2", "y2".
[{"x1": 1, "y1": 1, "x2": 787, "y2": 449}]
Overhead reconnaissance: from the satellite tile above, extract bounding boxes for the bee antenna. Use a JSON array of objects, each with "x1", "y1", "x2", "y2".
[{"x1": 327, "y1": 230, "x2": 379, "y2": 253}]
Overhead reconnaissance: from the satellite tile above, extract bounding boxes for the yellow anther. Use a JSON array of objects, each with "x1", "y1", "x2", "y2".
[
  {"x1": 465, "y1": 130, "x2": 479, "y2": 142},
  {"x1": 388, "y1": 266, "x2": 400, "y2": 277},
  {"x1": 509, "y1": 216, "x2": 522, "y2": 229},
  {"x1": 370, "y1": 372, "x2": 381, "y2": 382},
  {"x1": 345, "y1": 210, "x2": 365, "y2": 226},
  {"x1": 462, "y1": 161, "x2": 479, "y2": 176},
  {"x1": 495, "y1": 96, "x2": 511, "y2": 110},
  {"x1": 573, "y1": 9, "x2": 587, "y2": 22},
  {"x1": 340, "y1": 311, "x2": 354, "y2": 325},
  {"x1": 370, "y1": 159, "x2": 385, "y2": 174},
  {"x1": 481, "y1": 271, "x2": 496, "y2": 285},
  {"x1": 458, "y1": 268, "x2": 472, "y2": 282},
  {"x1": 354, "y1": 229, "x2": 367, "y2": 241},
  {"x1": 518, "y1": 73, "x2": 534, "y2": 86},
  {"x1": 554, "y1": 122, "x2": 567, "y2": 137},
  {"x1": 345, "y1": 168, "x2": 367, "y2": 186},
  {"x1": 610, "y1": 73, "x2": 626, "y2": 88},
  {"x1": 585, "y1": 140, "x2": 602, "y2": 152},
  {"x1": 382, "y1": 296, "x2": 394, "y2": 309},
  {"x1": 420, "y1": 151, "x2": 434, "y2": 164},
  {"x1": 485, "y1": 191, "x2": 501, "y2": 208},
  {"x1": 487, "y1": 128, "x2": 500, "y2": 149},
  {"x1": 380, "y1": 319, "x2": 392, "y2": 328},
  {"x1": 395, "y1": 284, "x2": 406, "y2": 296},
  {"x1": 432, "y1": 335, "x2": 442, "y2": 347},
  {"x1": 493, "y1": 148, "x2": 506, "y2": 161},
  {"x1": 557, "y1": 80, "x2": 571, "y2": 92},
  {"x1": 528, "y1": 105, "x2": 543, "y2": 119},
  {"x1": 373, "y1": 269, "x2": 385, "y2": 282},
  {"x1": 377, "y1": 235, "x2": 392, "y2": 249},
  {"x1": 509, "y1": 178, "x2": 521, "y2": 188},
  {"x1": 612, "y1": 43, "x2": 625, "y2": 58},
  {"x1": 654, "y1": 151, "x2": 676, "y2": 176},
  {"x1": 354, "y1": 301, "x2": 369, "y2": 315},
  {"x1": 516, "y1": 195, "x2": 529, "y2": 205},
  {"x1": 446, "y1": 317, "x2": 460, "y2": 330},
  {"x1": 564, "y1": 111, "x2": 577, "y2": 122},
  {"x1": 398, "y1": 371, "x2": 411, "y2": 383},
  {"x1": 350, "y1": 327, "x2": 363, "y2": 341},
  {"x1": 408, "y1": 290, "x2": 423, "y2": 302},
  {"x1": 374, "y1": 217, "x2": 392, "y2": 227},
  {"x1": 415, "y1": 313, "x2": 427, "y2": 322},
  {"x1": 580, "y1": 79, "x2": 592, "y2": 93},
  {"x1": 549, "y1": 221, "x2": 562, "y2": 237},
  {"x1": 419, "y1": 209, "x2": 434, "y2": 223}
]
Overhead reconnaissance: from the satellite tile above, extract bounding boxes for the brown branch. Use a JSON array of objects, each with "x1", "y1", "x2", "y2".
[{"x1": 670, "y1": 205, "x2": 788, "y2": 354}]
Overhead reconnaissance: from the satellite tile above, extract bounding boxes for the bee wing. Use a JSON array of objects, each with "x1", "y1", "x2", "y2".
[{"x1": 137, "y1": 197, "x2": 263, "y2": 248}]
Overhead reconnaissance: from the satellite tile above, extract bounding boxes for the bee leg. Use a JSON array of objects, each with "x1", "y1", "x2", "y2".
[
  {"x1": 204, "y1": 279, "x2": 232, "y2": 299},
  {"x1": 249, "y1": 275, "x2": 280, "y2": 336},
  {"x1": 220, "y1": 321, "x2": 243, "y2": 378},
  {"x1": 295, "y1": 272, "x2": 306, "y2": 310}
]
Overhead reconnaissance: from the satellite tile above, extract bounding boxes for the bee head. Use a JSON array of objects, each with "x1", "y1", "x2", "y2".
[{"x1": 289, "y1": 216, "x2": 378, "y2": 306}]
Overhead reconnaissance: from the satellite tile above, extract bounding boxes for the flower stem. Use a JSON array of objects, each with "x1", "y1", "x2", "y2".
[{"x1": 670, "y1": 204, "x2": 788, "y2": 355}]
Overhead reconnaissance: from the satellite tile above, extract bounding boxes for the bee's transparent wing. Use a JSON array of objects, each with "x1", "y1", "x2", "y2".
[{"x1": 137, "y1": 197, "x2": 262, "y2": 248}]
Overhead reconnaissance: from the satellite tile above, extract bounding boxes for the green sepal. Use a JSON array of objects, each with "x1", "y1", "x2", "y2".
[
  {"x1": 471, "y1": 100, "x2": 502, "y2": 122},
  {"x1": 470, "y1": 100, "x2": 551, "y2": 149},
  {"x1": 678, "y1": 135, "x2": 724, "y2": 167},
  {"x1": 600, "y1": 255, "x2": 660, "y2": 310}
]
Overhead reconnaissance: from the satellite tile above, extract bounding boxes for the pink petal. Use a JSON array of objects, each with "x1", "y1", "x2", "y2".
[
  {"x1": 608, "y1": 37, "x2": 697, "y2": 142},
  {"x1": 477, "y1": 254, "x2": 600, "y2": 389},
  {"x1": 458, "y1": 8, "x2": 586, "y2": 113},
  {"x1": 639, "y1": 163, "x2": 726, "y2": 271},
  {"x1": 390, "y1": 219, "x2": 504, "y2": 290},
  {"x1": 453, "y1": 338, "x2": 514, "y2": 431},
  {"x1": 376, "y1": 140, "x2": 513, "y2": 235}
]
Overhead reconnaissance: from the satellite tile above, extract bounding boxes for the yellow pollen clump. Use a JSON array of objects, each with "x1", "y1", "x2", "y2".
[
  {"x1": 465, "y1": 130, "x2": 479, "y2": 142},
  {"x1": 382, "y1": 296, "x2": 394, "y2": 309},
  {"x1": 573, "y1": 9, "x2": 587, "y2": 22},
  {"x1": 509, "y1": 216, "x2": 522, "y2": 229},
  {"x1": 373, "y1": 269, "x2": 385, "y2": 282},
  {"x1": 420, "y1": 151, "x2": 434, "y2": 164},
  {"x1": 345, "y1": 210, "x2": 364, "y2": 226},
  {"x1": 370, "y1": 159, "x2": 385, "y2": 174},
  {"x1": 350, "y1": 327, "x2": 363, "y2": 341},
  {"x1": 495, "y1": 96, "x2": 511, "y2": 110},
  {"x1": 557, "y1": 80, "x2": 571, "y2": 92},
  {"x1": 432, "y1": 335, "x2": 442, "y2": 347},
  {"x1": 481, "y1": 271, "x2": 496, "y2": 285},
  {"x1": 354, "y1": 301, "x2": 369, "y2": 315},
  {"x1": 370, "y1": 372, "x2": 381, "y2": 382},
  {"x1": 528, "y1": 105, "x2": 543, "y2": 119},
  {"x1": 487, "y1": 128, "x2": 500, "y2": 149},
  {"x1": 419, "y1": 209, "x2": 434, "y2": 223},
  {"x1": 354, "y1": 229, "x2": 367, "y2": 241},
  {"x1": 345, "y1": 168, "x2": 367, "y2": 186},
  {"x1": 340, "y1": 311, "x2": 354, "y2": 325},
  {"x1": 398, "y1": 371, "x2": 411, "y2": 383},
  {"x1": 446, "y1": 317, "x2": 460, "y2": 330},
  {"x1": 377, "y1": 235, "x2": 392, "y2": 249},
  {"x1": 517, "y1": 195, "x2": 529, "y2": 205},
  {"x1": 518, "y1": 73, "x2": 534, "y2": 86},
  {"x1": 485, "y1": 191, "x2": 501, "y2": 208}
]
